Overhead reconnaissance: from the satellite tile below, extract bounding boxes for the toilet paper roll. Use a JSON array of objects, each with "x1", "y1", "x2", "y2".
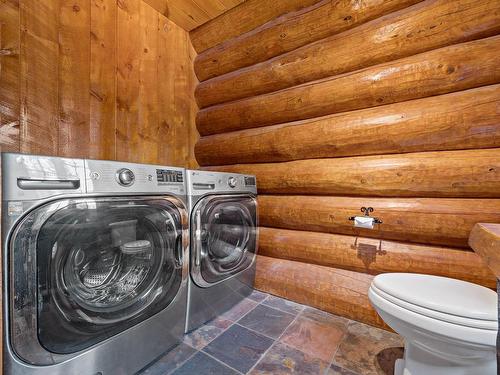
[{"x1": 354, "y1": 216, "x2": 374, "y2": 229}]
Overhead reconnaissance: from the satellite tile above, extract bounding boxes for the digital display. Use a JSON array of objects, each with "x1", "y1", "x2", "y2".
[
  {"x1": 156, "y1": 169, "x2": 183, "y2": 184},
  {"x1": 244, "y1": 176, "x2": 256, "y2": 186}
]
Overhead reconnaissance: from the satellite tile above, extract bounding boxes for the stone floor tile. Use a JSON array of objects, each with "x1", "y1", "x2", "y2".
[
  {"x1": 220, "y1": 298, "x2": 259, "y2": 322},
  {"x1": 250, "y1": 342, "x2": 329, "y2": 375},
  {"x1": 238, "y1": 304, "x2": 295, "y2": 339},
  {"x1": 203, "y1": 324, "x2": 274, "y2": 373},
  {"x1": 171, "y1": 351, "x2": 239, "y2": 375},
  {"x1": 301, "y1": 307, "x2": 349, "y2": 327},
  {"x1": 247, "y1": 289, "x2": 269, "y2": 303},
  {"x1": 280, "y1": 313, "x2": 347, "y2": 362},
  {"x1": 140, "y1": 342, "x2": 196, "y2": 375},
  {"x1": 261, "y1": 295, "x2": 305, "y2": 315},
  {"x1": 184, "y1": 317, "x2": 234, "y2": 349},
  {"x1": 333, "y1": 321, "x2": 404, "y2": 375},
  {"x1": 326, "y1": 363, "x2": 361, "y2": 375}
]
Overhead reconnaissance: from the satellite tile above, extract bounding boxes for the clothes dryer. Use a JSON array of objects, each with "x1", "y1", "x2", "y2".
[{"x1": 185, "y1": 170, "x2": 258, "y2": 332}]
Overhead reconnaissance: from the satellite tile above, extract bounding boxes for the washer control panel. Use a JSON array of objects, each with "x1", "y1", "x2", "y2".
[
  {"x1": 157, "y1": 169, "x2": 184, "y2": 184},
  {"x1": 116, "y1": 168, "x2": 135, "y2": 186},
  {"x1": 86, "y1": 160, "x2": 185, "y2": 194}
]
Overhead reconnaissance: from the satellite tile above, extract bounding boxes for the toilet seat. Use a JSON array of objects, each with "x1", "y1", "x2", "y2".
[{"x1": 371, "y1": 273, "x2": 497, "y2": 331}]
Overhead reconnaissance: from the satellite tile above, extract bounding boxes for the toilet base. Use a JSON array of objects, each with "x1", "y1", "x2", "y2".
[
  {"x1": 394, "y1": 359, "x2": 404, "y2": 375},
  {"x1": 394, "y1": 342, "x2": 496, "y2": 375}
]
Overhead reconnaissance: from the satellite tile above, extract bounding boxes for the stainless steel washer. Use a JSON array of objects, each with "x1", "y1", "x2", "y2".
[
  {"x1": 2, "y1": 153, "x2": 189, "y2": 374},
  {"x1": 185, "y1": 170, "x2": 258, "y2": 332}
]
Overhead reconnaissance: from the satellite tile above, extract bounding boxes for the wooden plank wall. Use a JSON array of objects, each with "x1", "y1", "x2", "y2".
[
  {"x1": 190, "y1": 0, "x2": 500, "y2": 328},
  {"x1": 143, "y1": 0, "x2": 246, "y2": 31},
  {"x1": 0, "y1": 0, "x2": 199, "y2": 168}
]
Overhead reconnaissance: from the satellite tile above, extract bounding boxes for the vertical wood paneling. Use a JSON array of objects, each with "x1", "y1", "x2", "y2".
[
  {"x1": 157, "y1": 16, "x2": 178, "y2": 165},
  {"x1": 116, "y1": 0, "x2": 141, "y2": 162},
  {"x1": 1, "y1": 0, "x2": 198, "y2": 164},
  {"x1": 89, "y1": 0, "x2": 117, "y2": 160},
  {"x1": 173, "y1": 31, "x2": 195, "y2": 167},
  {"x1": 187, "y1": 39, "x2": 199, "y2": 169},
  {"x1": 157, "y1": 15, "x2": 198, "y2": 167},
  {"x1": 0, "y1": 0, "x2": 20, "y2": 152},
  {"x1": 19, "y1": 0, "x2": 59, "y2": 155},
  {"x1": 58, "y1": 0, "x2": 91, "y2": 158},
  {"x1": 137, "y1": 1, "x2": 159, "y2": 164}
]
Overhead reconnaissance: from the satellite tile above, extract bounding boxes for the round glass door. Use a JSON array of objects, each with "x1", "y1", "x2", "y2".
[
  {"x1": 13, "y1": 197, "x2": 185, "y2": 355},
  {"x1": 192, "y1": 195, "x2": 257, "y2": 286}
]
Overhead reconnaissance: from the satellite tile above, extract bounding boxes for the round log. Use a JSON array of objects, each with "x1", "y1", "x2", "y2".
[
  {"x1": 194, "y1": 0, "x2": 421, "y2": 82},
  {"x1": 195, "y1": 85, "x2": 500, "y2": 165},
  {"x1": 258, "y1": 227, "x2": 497, "y2": 288},
  {"x1": 206, "y1": 148, "x2": 500, "y2": 198},
  {"x1": 196, "y1": 0, "x2": 500, "y2": 108}
]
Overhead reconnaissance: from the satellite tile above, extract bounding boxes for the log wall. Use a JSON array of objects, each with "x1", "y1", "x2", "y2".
[
  {"x1": 0, "y1": 0, "x2": 199, "y2": 168},
  {"x1": 190, "y1": 0, "x2": 500, "y2": 328}
]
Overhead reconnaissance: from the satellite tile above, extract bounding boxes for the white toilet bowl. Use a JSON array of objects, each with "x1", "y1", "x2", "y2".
[{"x1": 368, "y1": 273, "x2": 498, "y2": 375}]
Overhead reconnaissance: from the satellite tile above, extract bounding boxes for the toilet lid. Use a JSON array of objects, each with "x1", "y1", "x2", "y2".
[{"x1": 372, "y1": 273, "x2": 497, "y2": 322}]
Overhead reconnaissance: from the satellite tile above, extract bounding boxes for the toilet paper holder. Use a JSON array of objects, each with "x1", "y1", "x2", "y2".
[{"x1": 348, "y1": 207, "x2": 383, "y2": 224}]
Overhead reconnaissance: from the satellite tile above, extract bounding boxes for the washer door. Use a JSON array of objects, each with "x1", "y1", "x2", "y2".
[
  {"x1": 191, "y1": 195, "x2": 257, "y2": 287},
  {"x1": 9, "y1": 196, "x2": 186, "y2": 361}
]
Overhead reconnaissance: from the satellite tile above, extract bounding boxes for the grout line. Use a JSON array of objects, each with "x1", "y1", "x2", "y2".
[
  {"x1": 164, "y1": 342, "x2": 199, "y2": 375},
  {"x1": 200, "y1": 349, "x2": 245, "y2": 374},
  {"x1": 171, "y1": 292, "x2": 308, "y2": 375},
  {"x1": 324, "y1": 317, "x2": 355, "y2": 375},
  {"x1": 233, "y1": 322, "x2": 279, "y2": 342},
  {"x1": 187, "y1": 293, "x2": 266, "y2": 353},
  {"x1": 187, "y1": 320, "x2": 235, "y2": 351},
  {"x1": 244, "y1": 307, "x2": 303, "y2": 374},
  {"x1": 261, "y1": 296, "x2": 306, "y2": 316},
  {"x1": 228, "y1": 300, "x2": 261, "y2": 325}
]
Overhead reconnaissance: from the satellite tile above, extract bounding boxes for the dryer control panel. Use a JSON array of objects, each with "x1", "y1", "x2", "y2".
[{"x1": 187, "y1": 170, "x2": 257, "y2": 195}]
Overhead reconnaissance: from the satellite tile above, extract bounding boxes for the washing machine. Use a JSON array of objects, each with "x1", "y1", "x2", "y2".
[
  {"x1": 185, "y1": 170, "x2": 258, "y2": 332},
  {"x1": 2, "y1": 153, "x2": 189, "y2": 375}
]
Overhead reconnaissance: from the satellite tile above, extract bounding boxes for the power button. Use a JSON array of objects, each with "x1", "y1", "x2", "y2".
[
  {"x1": 228, "y1": 177, "x2": 237, "y2": 188},
  {"x1": 116, "y1": 168, "x2": 135, "y2": 186}
]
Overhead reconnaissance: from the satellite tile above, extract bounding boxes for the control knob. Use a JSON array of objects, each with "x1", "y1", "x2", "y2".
[
  {"x1": 228, "y1": 177, "x2": 237, "y2": 188},
  {"x1": 117, "y1": 168, "x2": 135, "y2": 186}
]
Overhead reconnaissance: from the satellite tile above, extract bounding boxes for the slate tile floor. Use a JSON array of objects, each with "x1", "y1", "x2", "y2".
[{"x1": 140, "y1": 290, "x2": 404, "y2": 375}]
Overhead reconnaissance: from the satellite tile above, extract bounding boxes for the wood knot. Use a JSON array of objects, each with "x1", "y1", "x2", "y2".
[
  {"x1": 343, "y1": 15, "x2": 352, "y2": 21},
  {"x1": 161, "y1": 121, "x2": 170, "y2": 130},
  {"x1": 446, "y1": 66, "x2": 455, "y2": 74},
  {"x1": 72, "y1": 4, "x2": 80, "y2": 12},
  {"x1": 0, "y1": 49, "x2": 14, "y2": 56}
]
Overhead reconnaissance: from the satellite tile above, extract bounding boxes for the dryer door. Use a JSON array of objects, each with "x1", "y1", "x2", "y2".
[
  {"x1": 9, "y1": 196, "x2": 186, "y2": 362},
  {"x1": 191, "y1": 195, "x2": 257, "y2": 287}
]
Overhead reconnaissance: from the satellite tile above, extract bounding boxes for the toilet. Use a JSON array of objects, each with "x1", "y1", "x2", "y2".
[{"x1": 368, "y1": 273, "x2": 498, "y2": 375}]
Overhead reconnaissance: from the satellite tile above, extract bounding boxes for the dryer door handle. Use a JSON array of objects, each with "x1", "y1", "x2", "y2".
[
  {"x1": 174, "y1": 232, "x2": 183, "y2": 269},
  {"x1": 194, "y1": 209, "x2": 202, "y2": 267},
  {"x1": 17, "y1": 178, "x2": 80, "y2": 190}
]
